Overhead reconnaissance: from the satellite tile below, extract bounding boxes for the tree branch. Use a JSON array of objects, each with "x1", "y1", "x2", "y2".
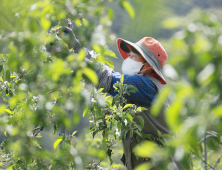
[
  {"x1": 47, "y1": 89, "x2": 62, "y2": 95},
  {"x1": 95, "y1": 159, "x2": 102, "y2": 167},
  {"x1": 213, "y1": 154, "x2": 222, "y2": 169},
  {"x1": 31, "y1": 126, "x2": 41, "y2": 138},
  {"x1": 189, "y1": 149, "x2": 214, "y2": 169},
  {"x1": 32, "y1": 129, "x2": 41, "y2": 138},
  {"x1": 204, "y1": 135, "x2": 207, "y2": 170},
  {"x1": 32, "y1": 126, "x2": 41, "y2": 131}
]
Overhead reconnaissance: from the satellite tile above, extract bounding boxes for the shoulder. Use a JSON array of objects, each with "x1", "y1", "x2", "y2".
[
  {"x1": 143, "y1": 74, "x2": 163, "y2": 92},
  {"x1": 125, "y1": 74, "x2": 157, "y2": 89},
  {"x1": 129, "y1": 74, "x2": 156, "y2": 83}
]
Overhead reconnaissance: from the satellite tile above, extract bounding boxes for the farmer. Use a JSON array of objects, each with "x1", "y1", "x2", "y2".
[{"x1": 49, "y1": 23, "x2": 184, "y2": 170}]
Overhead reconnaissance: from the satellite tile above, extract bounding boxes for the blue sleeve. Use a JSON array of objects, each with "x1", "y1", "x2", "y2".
[{"x1": 108, "y1": 72, "x2": 158, "y2": 107}]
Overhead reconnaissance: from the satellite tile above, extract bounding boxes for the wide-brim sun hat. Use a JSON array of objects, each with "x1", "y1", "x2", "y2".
[{"x1": 117, "y1": 37, "x2": 168, "y2": 84}]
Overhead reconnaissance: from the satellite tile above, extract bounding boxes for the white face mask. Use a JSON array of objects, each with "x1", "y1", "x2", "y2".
[{"x1": 122, "y1": 57, "x2": 144, "y2": 75}]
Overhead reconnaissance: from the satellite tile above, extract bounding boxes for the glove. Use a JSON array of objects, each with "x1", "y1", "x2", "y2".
[
  {"x1": 45, "y1": 21, "x2": 82, "y2": 54},
  {"x1": 58, "y1": 26, "x2": 82, "y2": 53}
]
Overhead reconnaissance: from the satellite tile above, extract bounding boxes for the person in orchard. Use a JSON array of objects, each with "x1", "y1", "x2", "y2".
[{"x1": 48, "y1": 22, "x2": 185, "y2": 170}]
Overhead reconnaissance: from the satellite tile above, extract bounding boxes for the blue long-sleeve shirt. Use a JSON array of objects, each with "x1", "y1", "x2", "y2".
[{"x1": 108, "y1": 72, "x2": 158, "y2": 107}]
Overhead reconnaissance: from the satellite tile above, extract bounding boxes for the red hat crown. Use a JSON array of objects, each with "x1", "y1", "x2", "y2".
[{"x1": 139, "y1": 37, "x2": 168, "y2": 68}]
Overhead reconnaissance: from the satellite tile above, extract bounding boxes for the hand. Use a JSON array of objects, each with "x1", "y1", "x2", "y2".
[{"x1": 56, "y1": 26, "x2": 82, "y2": 53}]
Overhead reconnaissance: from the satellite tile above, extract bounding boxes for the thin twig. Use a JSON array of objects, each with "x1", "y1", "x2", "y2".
[
  {"x1": 32, "y1": 129, "x2": 41, "y2": 138},
  {"x1": 213, "y1": 154, "x2": 222, "y2": 169},
  {"x1": 95, "y1": 159, "x2": 102, "y2": 167},
  {"x1": 59, "y1": 126, "x2": 66, "y2": 150},
  {"x1": 47, "y1": 89, "x2": 61, "y2": 95},
  {"x1": 32, "y1": 126, "x2": 41, "y2": 131},
  {"x1": 31, "y1": 126, "x2": 41, "y2": 138},
  {"x1": 189, "y1": 149, "x2": 214, "y2": 169},
  {"x1": 95, "y1": 143, "x2": 114, "y2": 167},
  {"x1": 204, "y1": 135, "x2": 207, "y2": 170}
]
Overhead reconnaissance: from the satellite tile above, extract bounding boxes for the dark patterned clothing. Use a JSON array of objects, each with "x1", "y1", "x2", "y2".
[{"x1": 109, "y1": 72, "x2": 158, "y2": 107}]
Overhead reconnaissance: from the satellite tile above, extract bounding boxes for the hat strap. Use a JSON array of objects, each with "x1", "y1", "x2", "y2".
[{"x1": 137, "y1": 62, "x2": 147, "y2": 74}]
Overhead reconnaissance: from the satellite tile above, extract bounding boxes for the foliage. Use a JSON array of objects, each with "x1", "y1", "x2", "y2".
[
  {"x1": 87, "y1": 75, "x2": 149, "y2": 165},
  {"x1": 133, "y1": 9, "x2": 222, "y2": 169},
  {"x1": 0, "y1": 0, "x2": 136, "y2": 169}
]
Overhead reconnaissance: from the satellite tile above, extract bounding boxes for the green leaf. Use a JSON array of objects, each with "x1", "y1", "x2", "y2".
[
  {"x1": 98, "y1": 88, "x2": 104, "y2": 92},
  {"x1": 0, "y1": 105, "x2": 5, "y2": 115},
  {"x1": 144, "y1": 134, "x2": 154, "y2": 140},
  {"x1": 72, "y1": 130, "x2": 78, "y2": 136},
  {"x1": 135, "y1": 130, "x2": 143, "y2": 138},
  {"x1": 110, "y1": 120, "x2": 113, "y2": 130},
  {"x1": 133, "y1": 141, "x2": 158, "y2": 158},
  {"x1": 53, "y1": 123, "x2": 58, "y2": 134},
  {"x1": 211, "y1": 106, "x2": 222, "y2": 117},
  {"x1": 107, "y1": 148, "x2": 112, "y2": 157},
  {"x1": 136, "y1": 107, "x2": 148, "y2": 112},
  {"x1": 117, "y1": 122, "x2": 121, "y2": 131},
  {"x1": 83, "y1": 107, "x2": 88, "y2": 117},
  {"x1": 6, "y1": 167, "x2": 13, "y2": 170},
  {"x1": 105, "y1": 96, "x2": 113, "y2": 105},
  {"x1": 95, "y1": 105, "x2": 103, "y2": 116},
  {"x1": 107, "y1": 8, "x2": 114, "y2": 20},
  {"x1": 104, "y1": 58, "x2": 114, "y2": 69},
  {"x1": 77, "y1": 48, "x2": 86, "y2": 61},
  {"x1": 137, "y1": 116, "x2": 144, "y2": 129},
  {"x1": 109, "y1": 156, "x2": 113, "y2": 165},
  {"x1": 102, "y1": 139, "x2": 107, "y2": 151},
  {"x1": 161, "y1": 134, "x2": 173, "y2": 139},
  {"x1": 130, "y1": 129, "x2": 133, "y2": 138},
  {"x1": 127, "y1": 85, "x2": 138, "y2": 92},
  {"x1": 29, "y1": 17, "x2": 39, "y2": 32},
  {"x1": 74, "y1": 18, "x2": 82, "y2": 26},
  {"x1": 99, "y1": 122, "x2": 103, "y2": 130},
  {"x1": 40, "y1": 17, "x2": 50, "y2": 30},
  {"x1": 126, "y1": 113, "x2": 133, "y2": 122},
  {"x1": 135, "y1": 124, "x2": 143, "y2": 131},
  {"x1": 123, "y1": 104, "x2": 133, "y2": 109},
  {"x1": 82, "y1": 68, "x2": 98, "y2": 85},
  {"x1": 54, "y1": 136, "x2": 63, "y2": 150},
  {"x1": 122, "y1": 1, "x2": 135, "y2": 19},
  {"x1": 122, "y1": 130, "x2": 127, "y2": 141},
  {"x1": 6, "y1": 70, "x2": 10, "y2": 81},
  {"x1": 4, "y1": 109, "x2": 12, "y2": 114},
  {"x1": 95, "y1": 116, "x2": 103, "y2": 122},
  {"x1": 157, "y1": 130, "x2": 161, "y2": 137},
  {"x1": 120, "y1": 74, "x2": 124, "y2": 84},
  {"x1": 0, "y1": 65, "x2": 3, "y2": 72},
  {"x1": 162, "y1": 17, "x2": 180, "y2": 29},
  {"x1": 134, "y1": 163, "x2": 151, "y2": 170},
  {"x1": 93, "y1": 130, "x2": 99, "y2": 138},
  {"x1": 104, "y1": 49, "x2": 117, "y2": 58},
  {"x1": 112, "y1": 164, "x2": 122, "y2": 168},
  {"x1": 4, "y1": 130, "x2": 7, "y2": 136},
  {"x1": 92, "y1": 45, "x2": 101, "y2": 53}
]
